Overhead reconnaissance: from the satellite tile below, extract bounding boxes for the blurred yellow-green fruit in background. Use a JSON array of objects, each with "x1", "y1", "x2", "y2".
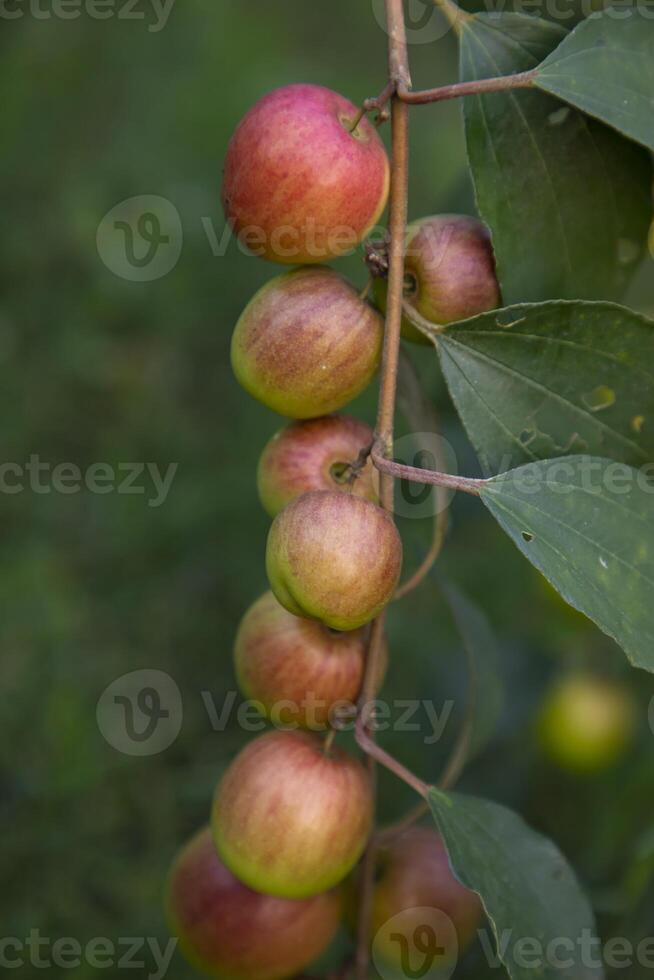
[{"x1": 537, "y1": 674, "x2": 637, "y2": 774}]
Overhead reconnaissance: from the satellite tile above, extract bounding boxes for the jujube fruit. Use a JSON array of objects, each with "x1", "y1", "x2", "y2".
[
  {"x1": 166, "y1": 826, "x2": 341, "y2": 980},
  {"x1": 222, "y1": 83, "x2": 390, "y2": 264},
  {"x1": 371, "y1": 827, "x2": 483, "y2": 970},
  {"x1": 234, "y1": 591, "x2": 387, "y2": 728},
  {"x1": 231, "y1": 267, "x2": 383, "y2": 419},
  {"x1": 374, "y1": 214, "x2": 500, "y2": 344},
  {"x1": 212, "y1": 729, "x2": 373, "y2": 899},
  {"x1": 257, "y1": 414, "x2": 378, "y2": 517},
  {"x1": 266, "y1": 490, "x2": 403, "y2": 631},
  {"x1": 537, "y1": 673, "x2": 637, "y2": 773}
]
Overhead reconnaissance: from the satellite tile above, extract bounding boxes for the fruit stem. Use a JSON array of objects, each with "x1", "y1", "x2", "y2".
[
  {"x1": 349, "y1": 80, "x2": 396, "y2": 133},
  {"x1": 323, "y1": 728, "x2": 337, "y2": 757},
  {"x1": 397, "y1": 69, "x2": 538, "y2": 105},
  {"x1": 358, "y1": 277, "x2": 373, "y2": 302},
  {"x1": 355, "y1": 2, "x2": 411, "y2": 977},
  {"x1": 345, "y1": 441, "x2": 373, "y2": 486},
  {"x1": 372, "y1": 444, "x2": 487, "y2": 496}
]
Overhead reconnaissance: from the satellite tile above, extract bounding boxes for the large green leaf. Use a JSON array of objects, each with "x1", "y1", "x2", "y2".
[
  {"x1": 428, "y1": 788, "x2": 602, "y2": 980},
  {"x1": 480, "y1": 456, "x2": 654, "y2": 670},
  {"x1": 431, "y1": 300, "x2": 654, "y2": 474},
  {"x1": 535, "y1": 7, "x2": 654, "y2": 152},
  {"x1": 460, "y1": 12, "x2": 652, "y2": 304}
]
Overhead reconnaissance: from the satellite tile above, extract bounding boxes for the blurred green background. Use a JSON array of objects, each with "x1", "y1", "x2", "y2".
[{"x1": 2, "y1": 0, "x2": 654, "y2": 977}]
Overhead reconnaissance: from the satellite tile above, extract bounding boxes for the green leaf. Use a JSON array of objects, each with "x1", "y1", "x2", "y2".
[
  {"x1": 460, "y1": 12, "x2": 652, "y2": 304},
  {"x1": 438, "y1": 580, "x2": 504, "y2": 759},
  {"x1": 433, "y1": 300, "x2": 654, "y2": 475},
  {"x1": 535, "y1": 7, "x2": 654, "y2": 152},
  {"x1": 480, "y1": 456, "x2": 654, "y2": 670},
  {"x1": 428, "y1": 788, "x2": 602, "y2": 980}
]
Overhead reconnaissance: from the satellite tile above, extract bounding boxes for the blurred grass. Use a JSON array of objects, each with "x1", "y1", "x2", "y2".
[{"x1": 1, "y1": 1, "x2": 654, "y2": 977}]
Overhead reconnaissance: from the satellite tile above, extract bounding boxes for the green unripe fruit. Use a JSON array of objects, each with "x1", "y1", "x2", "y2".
[
  {"x1": 266, "y1": 490, "x2": 403, "y2": 631},
  {"x1": 165, "y1": 826, "x2": 341, "y2": 980},
  {"x1": 231, "y1": 267, "x2": 383, "y2": 418},
  {"x1": 212, "y1": 729, "x2": 373, "y2": 899},
  {"x1": 537, "y1": 674, "x2": 637, "y2": 773}
]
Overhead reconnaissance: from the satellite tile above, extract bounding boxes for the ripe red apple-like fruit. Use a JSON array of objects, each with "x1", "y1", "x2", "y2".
[
  {"x1": 266, "y1": 490, "x2": 402, "y2": 631},
  {"x1": 371, "y1": 827, "x2": 483, "y2": 970},
  {"x1": 222, "y1": 84, "x2": 390, "y2": 264},
  {"x1": 234, "y1": 591, "x2": 387, "y2": 729},
  {"x1": 166, "y1": 826, "x2": 341, "y2": 980},
  {"x1": 537, "y1": 673, "x2": 637, "y2": 774},
  {"x1": 374, "y1": 214, "x2": 500, "y2": 344},
  {"x1": 232, "y1": 267, "x2": 383, "y2": 419},
  {"x1": 257, "y1": 415, "x2": 378, "y2": 517},
  {"x1": 212, "y1": 729, "x2": 373, "y2": 899}
]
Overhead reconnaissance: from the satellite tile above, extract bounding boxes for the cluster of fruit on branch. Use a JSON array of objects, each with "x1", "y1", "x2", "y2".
[{"x1": 163, "y1": 80, "x2": 504, "y2": 980}]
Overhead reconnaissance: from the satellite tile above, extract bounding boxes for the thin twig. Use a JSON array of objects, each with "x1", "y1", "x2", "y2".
[
  {"x1": 394, "y1": 352, "x2": 450, "y2": 601},
  {"x1": 394, "y1": 518, "x2": 447, "y2": 601},
  {"x1": 372, "y1": 445, "x2": 487, "y2": 496},
  {"x1": 372, "y1": 602, "x2": 480, "y2": 846},
  {"x1": 345, "y1": 441, "x2": 374, "y2": 487},
  {"x1": 354, "y1": 2, "x2": 411, "y2": 977},
  {"x1": 350, "y1": 80, "x2": 396, "y2": 132},
  {"x1": 398, "y1": 69, "x2": 537, "y2": 105},
  {"x1": 359, "y1": 277, "x2": 373, "y2": 302},
  {"x1": 356, "y1": 711, "x2": 428, "y2": 798}
]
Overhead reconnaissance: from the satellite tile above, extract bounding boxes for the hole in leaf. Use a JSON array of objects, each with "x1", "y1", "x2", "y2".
[
  {"x1": 618, "y1": 238, "x2": 641, "y2": 266},
  {"x1": 548, "y1": 106, "x2": 571, "y2": 127},
  {"x1": 582, "y1": 385, "x2": 616, "y2": 413},
  {"x1": 522, "y1": 531, "x2": 534, "y2": 543}
]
